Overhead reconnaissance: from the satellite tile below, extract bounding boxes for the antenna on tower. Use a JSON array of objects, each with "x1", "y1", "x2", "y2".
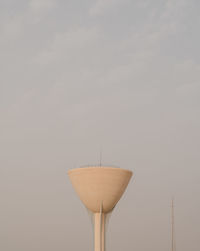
[
  {"x1": 100, "y1": 149, "x2": 102, "y2": 167},
  {"x1": 171, "y1": 198, "x2": 176, "y2": 251}
]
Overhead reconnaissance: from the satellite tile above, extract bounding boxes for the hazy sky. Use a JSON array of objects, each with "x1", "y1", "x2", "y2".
[{"x1": 1, "y1": 0, "x2": 200, "y2": 251}]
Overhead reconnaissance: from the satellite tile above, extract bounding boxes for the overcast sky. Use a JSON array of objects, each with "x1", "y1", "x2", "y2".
[{"x1": 0, "y1": 0, "x2": 200, "y2": 251}]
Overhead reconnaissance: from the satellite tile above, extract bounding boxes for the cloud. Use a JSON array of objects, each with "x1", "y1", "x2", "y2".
[
  {"x1": 0, "y1": 15, "x2": 23, "y2": 39},
  {"x1": 34, "y1": 27, "x2": 99, "y2": 65},
  {"x1": 89, "y1": 0, "x2": 128, "y2": 16},
  {"x1": 29, "y1": 0, "x2": 56, "y2": 12},
  {"x1": 0, "y1": 0, "x2": 57, "y2": 41},
  {"x1": 1, "y1": 0, "x2": 199, "y2": 123}
]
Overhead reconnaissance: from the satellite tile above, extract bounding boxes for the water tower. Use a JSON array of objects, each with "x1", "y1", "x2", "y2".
[{"x1": 68, "y1": 166, "x2": 132, "y2": 251}]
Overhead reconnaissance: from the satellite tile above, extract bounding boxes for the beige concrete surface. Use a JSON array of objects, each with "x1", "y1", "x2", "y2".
[{"x1": 68, "y1": 166, "x2": 133, "y2": 213}]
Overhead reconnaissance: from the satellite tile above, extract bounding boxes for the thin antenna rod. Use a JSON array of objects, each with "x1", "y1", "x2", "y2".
[
  {"x1": 171, "y1": 198, "x2": 176, "y2": 251},
  {"x1": 100, "y1": 149, "x2": 102, "y2": 167}
]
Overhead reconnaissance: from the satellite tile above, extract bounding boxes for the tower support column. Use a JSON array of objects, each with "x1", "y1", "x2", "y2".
[{"x1": 94, "y1": 213, "x2": 105, "y2": 251}]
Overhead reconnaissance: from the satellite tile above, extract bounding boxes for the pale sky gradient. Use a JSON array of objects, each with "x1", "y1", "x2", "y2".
[{"x1": 0, "y1": 0, "x2": 200, "y2": 251}]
